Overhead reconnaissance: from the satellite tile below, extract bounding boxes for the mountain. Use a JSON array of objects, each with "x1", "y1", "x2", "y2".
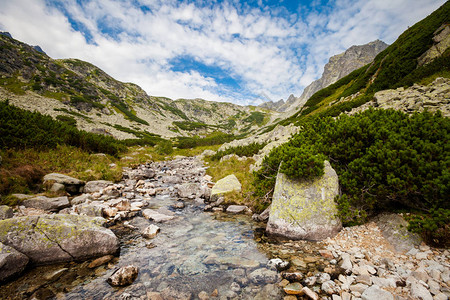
[
  {"x1": 258, "y1": 98, "x2": 285, "y2": 111},
  {"x1": 0, "y1": 33, "x2": 271, "y2": 140},
  {"x1": 282, "y1": 40, "x2": 388, "y2": 113},
  {"x1": 278, "y1": 1, "x2": 449, "y2": 124}
]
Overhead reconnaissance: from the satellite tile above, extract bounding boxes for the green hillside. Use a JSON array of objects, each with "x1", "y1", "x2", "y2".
[
  {"x1": 279, "y1": 1, "x2": 450, "y2": 125},
  {"x1": 251, "y1": 2, "x2": 450, "y2": 246}
]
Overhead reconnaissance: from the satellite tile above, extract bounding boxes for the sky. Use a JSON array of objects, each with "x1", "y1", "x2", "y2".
[{"x1": 0, "y1": 0, "x2": 446, "y2": 105}]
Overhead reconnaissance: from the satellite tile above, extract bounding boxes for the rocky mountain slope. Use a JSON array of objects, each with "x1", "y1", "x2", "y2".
[
  {"x1": 289, "y1": 39, "x2": 389, "y2": 111},
  {"x1": 0, "y1": 33, "x2": 271, "y2": 139},
  {"x1": 221, "y1": 2, "x2": 449, "y2": 168},
  {"x1": 259, "y1": 40, "x2": 388, "y2": 113}
]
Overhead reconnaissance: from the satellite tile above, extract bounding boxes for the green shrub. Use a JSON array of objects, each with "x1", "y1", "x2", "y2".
[
  {"x1": 243, "y1": 112, "x2": 266, "y2": 126},
  {"x1": 254, "y1": 109, "x2": 449, "y2": 228},
  {"x1": 211, "y1": 142, "x2": 267, "y2": 161},
  {"x1": 175, "y1": 132, "x2": 235, "y2": 149},
  {"x1": 156, "y1": 140, "x2": 173, "y2": 155},
  {"x1": 173, "y1": 121, "x2": 207, "y2": 131},
  {"x1": 0, "y1": 100, "x2": 125, "y2": 156},
  {"x1": 56, "y1": 115, "x2": 77, "y2": 127},
  {"x1": 111, "y1": 101, "x2": 149, "y2": 125},
  {"x1": 407, "y1": 209, "x2": 450, "y2": 247}
]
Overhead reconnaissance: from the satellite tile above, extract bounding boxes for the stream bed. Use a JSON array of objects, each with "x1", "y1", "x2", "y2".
[{"x1": 1, "y1": 157, "x2": 296, "y2": 300}]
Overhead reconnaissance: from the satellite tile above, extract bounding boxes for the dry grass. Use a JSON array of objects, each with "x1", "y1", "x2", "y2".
[{"x1": 204, "y1": 156, "x2": 262, "y2": 210}]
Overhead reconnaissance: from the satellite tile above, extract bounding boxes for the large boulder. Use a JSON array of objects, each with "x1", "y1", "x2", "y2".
[
  {"x1": 43, "y1": 173, "x2": 85, "y2": 194},
  {"x1": 83, "y1": 180, "x2": 113, "y2": 193},
  {"x1": 21, "y1": 196, "x2": 70, "y2": 212},
  {"x1": 0, "y1": 242, "x2": 29, "y2": 282},
  {"x1": 266, "y1": 161, "x2": 342, "y2": 241},
  {"x1": 0, "y1": 215, "x2": 119, "y2": 265},
  {"x1": 210, "y1": 174, "x2": 241, "y2": 201}
]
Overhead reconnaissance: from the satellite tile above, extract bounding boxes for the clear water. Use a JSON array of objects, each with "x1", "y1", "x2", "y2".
[{"x1": 1, "y1": 194, "x2": 278, "y2": 300}]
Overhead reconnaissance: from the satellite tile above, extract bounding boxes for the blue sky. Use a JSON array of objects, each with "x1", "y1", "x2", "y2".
[{"x1": 0, "y1": 0, "x2": 446, "y2": 105}]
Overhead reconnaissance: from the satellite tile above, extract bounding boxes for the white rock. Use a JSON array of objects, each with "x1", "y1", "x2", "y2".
[
  {"x1": 142, "y1": 224, "x2": 160, "y2": 239},
  {"x1": 411, "y1": 280, "x2": 433, "y2": 300},
  {"x1": 433, "y1": 293, "x2": 448, "y2": 300},
  {"x1": 302, "y1": 286, "x2": 319, "y2": 300},
  {"x1": 322, "y1": 280, "x2": 340, "y2": 295},
  {"x1": 226, "y1": 205, "x2": 248, "y2": 214},
  {"x1": 317, "y1": 273, "x2": 331, "y2": 284},
  {"x1": 361, "y1": 285, "x2": 393, "y2": 300},
  {"x1": 142, "y1": 209, "x2": 175, "y2": 222}
]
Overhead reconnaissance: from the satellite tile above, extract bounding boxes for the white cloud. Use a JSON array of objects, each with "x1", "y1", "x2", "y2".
[{"x1": 0, "y1": 0, "x2": 447, "y2": 105}]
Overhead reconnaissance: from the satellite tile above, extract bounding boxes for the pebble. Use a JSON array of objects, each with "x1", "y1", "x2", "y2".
[{"x1": 283, "y1": 282, "x2": 304, "y2": 295}]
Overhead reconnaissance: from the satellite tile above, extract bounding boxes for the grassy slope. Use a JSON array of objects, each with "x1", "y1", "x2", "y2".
[{"x1": 276, "y1": 1, "x2": 450, "y2": 127}]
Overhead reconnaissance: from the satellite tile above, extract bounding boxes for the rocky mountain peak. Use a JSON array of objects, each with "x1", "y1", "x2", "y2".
[{"x1": 282, "y1": 40, "x2": 388, "y2": 113}]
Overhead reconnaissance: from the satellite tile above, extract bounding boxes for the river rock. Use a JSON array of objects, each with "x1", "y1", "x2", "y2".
[
  {"x1": 0, "y1": 242, "x2": 29, "y2": 282},
  {"x1": 107, "y1": 265, "x2": 139, "y2": 286},
  {"x1": 142, "y1": 209, "x2": 175, "y2": 222},
  {"x1": 142, "y1": 224, "x2": 160, "y2": 239},
  {"x1": 84, "y1": 180, "x2": 113, "y2": 193},
  {"x1": 43, "y1": 173, "x2": 85, "y2": 194},
  {"x1": 361, "y1": 285, "x2": 394, "y2": 300},
  {"x1": 49, "y1": 183, "x2": 65, "y2": 193},
  {"x1": 226, "y1": 205, "x2": 248, "y2": 214},
  {"x1": 70, "y1": 193, "x2": 93, "y2": 205},
  {"x1": 284, "y1": 282, "x2": 304, "y2": 295},
  {"x1": 128, "y1": 168, "x2": 155, "y2": 180},
  {"x1": 254, "y1": 283, "x2": 284, "y2": 300},
  {"x1": 21, "y1": 196, "x2": 70, "y2": 212},
  {"x1": 88, "y1": 255, "x2": 114, "y2": 268},
  {"x1": 249, "y1": 268, "x2": 279, "y2": 284},
  {"x1": 302, "y1": 286, "x2": 319, "y2": 300},
  {"x1": 322, "y1": 280, "x2": 340, "y2": 294},
  {"x1": 252, "y1": 205, "x2": 271, "y2": 222},
  {"x1": 0, "y1": 215, "x2": 119, "y2": 265},
  {"x1": 75, "y1": 202, "x2": 105, "y2": 217},
  {"x1": 177, "y1": 183, "x2": 199, "y2": 199},
  {"x1": 0, "y1": 205, "x2": 13, "y2": 220},
  {"x1": 267, "y1": 258, "x2": 290, "y2": 271},
  {"x1": 210, "y1": 174, "x2": 241, "y2": 201},
  {"x1": 266, "y1": 161, "x2": 342, "y2": 241}
]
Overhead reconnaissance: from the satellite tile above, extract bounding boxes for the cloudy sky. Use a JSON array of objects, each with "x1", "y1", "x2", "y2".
[{"x1": 0, "y1": 0, "x2": 446, "y2": 105}]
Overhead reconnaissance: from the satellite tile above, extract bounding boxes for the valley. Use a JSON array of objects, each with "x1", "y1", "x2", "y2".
[{"x1": 0, "y1": 1, "x2": 449, "y2": 300}]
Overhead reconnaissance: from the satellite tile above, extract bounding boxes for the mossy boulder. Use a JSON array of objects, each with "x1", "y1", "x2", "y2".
[
  {"x1": 0, "y1": 214, "x2": 119, "y2": 265},
  {"x1": 21, "y1": 196, "x2": 70, "y2": 212},
  {"x1": 43, "y1": 173, "x2": 85, "y2": 195},
  {"x1": 0, "y1": 241, "x2": 29, "y2": 282},
  {"x1": 210, "y1": 174, "x2": 241, "y2": 201},
  {"x1": 266, "y1": 161, "x2": 342, "y2": 241}
]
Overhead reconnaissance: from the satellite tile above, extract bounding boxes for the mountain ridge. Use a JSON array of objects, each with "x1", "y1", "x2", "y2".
[{"x1": 0, "y1": 33, "x2": 272, "y2": 139}]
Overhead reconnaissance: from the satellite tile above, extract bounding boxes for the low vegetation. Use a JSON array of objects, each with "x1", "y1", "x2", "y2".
[
  {"x1": 210, "y1": 142, "x2": 267, "y2": 161},
  {"x1": 175, "y1": 132, "x2": 235, "y2": 149},
  {"x1": 204, "y1": 156, "x2": 259, "y2": 208},
  {"x1": 0, "y1": 100, "x2": 126, "y2": 156},
  {"x1": 254, "y1": 109, "x2": 449, "y2": 245}
]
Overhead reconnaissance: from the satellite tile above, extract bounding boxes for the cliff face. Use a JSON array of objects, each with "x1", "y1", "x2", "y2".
[{"x1": 284, "y1": 40, "x2": 388, "y2": 112}]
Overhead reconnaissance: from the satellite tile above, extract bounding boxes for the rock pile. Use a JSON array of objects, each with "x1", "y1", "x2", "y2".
[
  {"x1": 268, "y1": 217, "x2": 449, "y2": 299},
  {"x1": 0, "y1": 156, "x2": 219, "y2": 284},
  {"x1": 348, "y1": 77, "x2": 450, "y2": 117}
]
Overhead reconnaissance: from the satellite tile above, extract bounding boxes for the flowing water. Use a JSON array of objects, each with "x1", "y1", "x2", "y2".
[{"x1": 1, "y1": 194, "x2": 279, "y2": 300}]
